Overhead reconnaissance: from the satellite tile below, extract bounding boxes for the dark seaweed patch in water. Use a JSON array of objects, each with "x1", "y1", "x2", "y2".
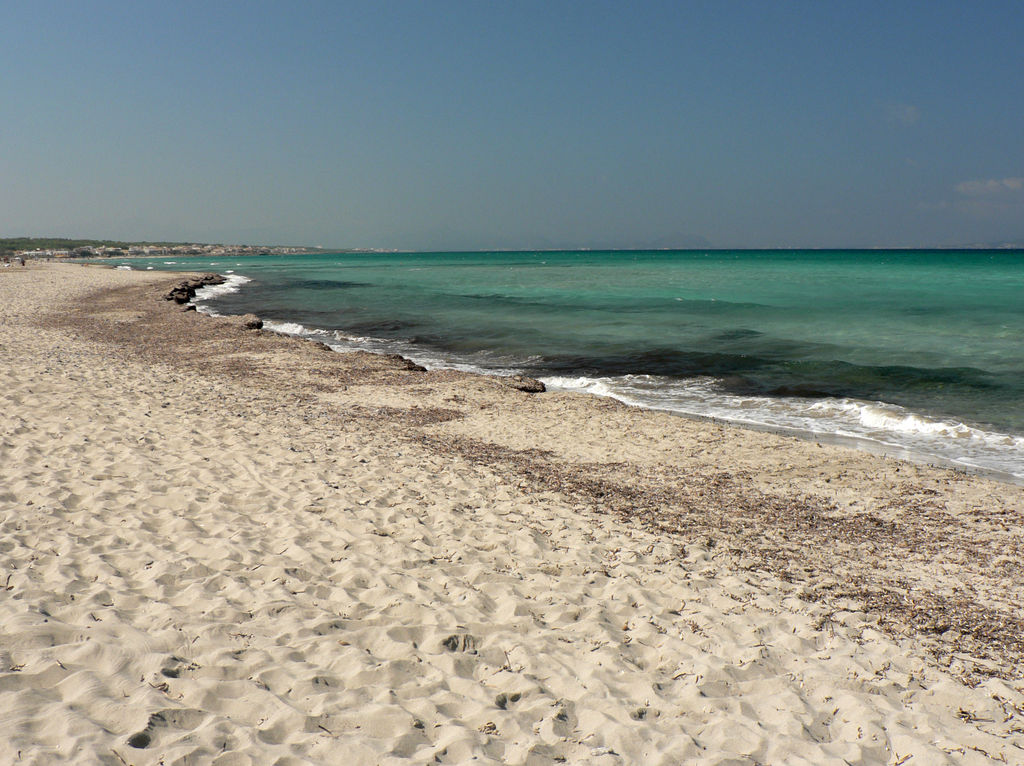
[
  {"x1": 541, "y1": 348, "x2": 999, "y2": 396},
  {"x1": 286, "y1": 279, "x2": 368, "y2": 290},
  {"x1": 762, "y1": 383, "x2": 844, "y2": 398},
  {"x1": 455, "y1": 292, "x2": 557, "y2": 309},
  {"x1": 409, "y1": 333, "x2": 462, "y2": 348},
  {"x1": 541, "y1": 348, "x2": 770, "y2": 378},
  {"x1": 345, "y1": 319, "x2": 421, "y2": 334},
  {"x1": 706, "y1": 361, "x2": 999, "y2": 399},
  {"x1": 708, "y1": 361, "x2": 1017, "y2": 429},
  {"x1": 710, "y1": 328, "x2": 765, "y2": 342},
  {"x1": 533, "y1": 348, "x2": 1016, "y2": 426}
]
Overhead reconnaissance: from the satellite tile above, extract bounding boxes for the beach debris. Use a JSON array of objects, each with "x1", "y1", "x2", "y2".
[
  {"x1": 494, "y1": 692, "x2": 522, "y2": 709},
  {"x1": 126, "y1": 731, "x2": 151, "y2": 749},
  {"x1": 240, "y1": 313, "x2": 263, "y2": 330},
  {"x1": 441, "y1": 633, "x2": 477, "y2": 653}
]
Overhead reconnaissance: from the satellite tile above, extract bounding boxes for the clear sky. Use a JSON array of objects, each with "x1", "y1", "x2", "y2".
[{"x1": 3, "y1": 1, "x2": 1022, "y2": 249}]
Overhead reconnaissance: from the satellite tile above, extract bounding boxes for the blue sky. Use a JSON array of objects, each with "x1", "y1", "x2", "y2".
[{"x1": 2, "y1": 1, "x2": 1022, "y2": 249}]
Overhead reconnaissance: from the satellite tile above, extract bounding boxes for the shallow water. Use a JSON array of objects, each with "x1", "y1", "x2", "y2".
[{"x1": 110, "y1": 249, "x2": 1024, "y2": 480}]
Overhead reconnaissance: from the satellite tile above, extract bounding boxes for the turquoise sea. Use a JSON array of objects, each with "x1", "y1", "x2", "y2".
[{"x1": 111, "y1": 250, "x2": 1024, "y2": 482}]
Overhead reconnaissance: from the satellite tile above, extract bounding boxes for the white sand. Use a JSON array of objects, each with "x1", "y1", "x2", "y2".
[{"x1": 1, "y1": 263, "x2": 1022, "y2": 765}]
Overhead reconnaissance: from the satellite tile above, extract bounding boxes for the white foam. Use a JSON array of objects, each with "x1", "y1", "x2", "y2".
[
  {"x1": 192, "y1": 274, "x2": 252, "y2": 302},
  {"x1": 115, "y1": 265, "x2": 132, "y2": 270},
  {"x1": 264, "y1": 320, "x2": 327, "y2": 336},
  {"x1": 542, "y1": 374, "x2": 1024, "y2": 482},
  {"x1": 815, "y1": 399, "x2": 1024, "y2": 451},
  {"x1": 187, "y1": 273, "x2": 253, "y2": 317}
]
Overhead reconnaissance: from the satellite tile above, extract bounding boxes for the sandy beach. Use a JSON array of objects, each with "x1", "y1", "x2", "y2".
[{"x1": 1, "y1": 262, "x2": 1022, "y2": 765}]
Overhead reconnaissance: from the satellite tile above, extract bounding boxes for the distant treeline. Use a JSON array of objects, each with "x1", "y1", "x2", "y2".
[{"x1": 0, "y1": 238, "x2": 190, "y2": 255}]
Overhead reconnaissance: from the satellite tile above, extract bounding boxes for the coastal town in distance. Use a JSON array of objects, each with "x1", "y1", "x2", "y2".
[{"x1": 0, "y1": 237, "x2": 320, "y2": 260}]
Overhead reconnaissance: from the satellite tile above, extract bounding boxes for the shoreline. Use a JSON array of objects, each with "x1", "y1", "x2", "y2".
[
  {"x1": 54, "y1": 262, "x2": 1024, "y2": 670},
  {"x1": 189, "y1": 271, "x2": 1023, "y2": 488},
  {"x1": 630, "y1": 407, "x2": 1024, "y2": 487},
  {"x1": 3, "y1": 262, "x2": 1023, "y2": 763},
  {"x1": 278, "y1": 331, "x2": 1024, "y2": 487}
]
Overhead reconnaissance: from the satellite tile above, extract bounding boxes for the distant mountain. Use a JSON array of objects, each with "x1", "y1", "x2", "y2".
[{"x1": 958, "y1": 240, "x2": 1024, "y2": 249}]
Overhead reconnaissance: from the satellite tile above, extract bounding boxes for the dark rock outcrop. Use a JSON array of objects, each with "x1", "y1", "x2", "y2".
[
  {"x1": 221, "y1": 313, "x2": 264, "y2": 331},
  {"x1": 163, "y1": 273, "x2": 226, "y2": 304},
  {"x1": 381, "y1": 353, "x2": 427, "y2": 372},
  {"x1": 505, "y1": 375, "x2": 546, "y2": 393}
]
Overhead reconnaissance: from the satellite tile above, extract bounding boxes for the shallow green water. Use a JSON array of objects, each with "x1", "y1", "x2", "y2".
[{"x1": 113, "y1": 249, "x2": 1024, "y2": 479}]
